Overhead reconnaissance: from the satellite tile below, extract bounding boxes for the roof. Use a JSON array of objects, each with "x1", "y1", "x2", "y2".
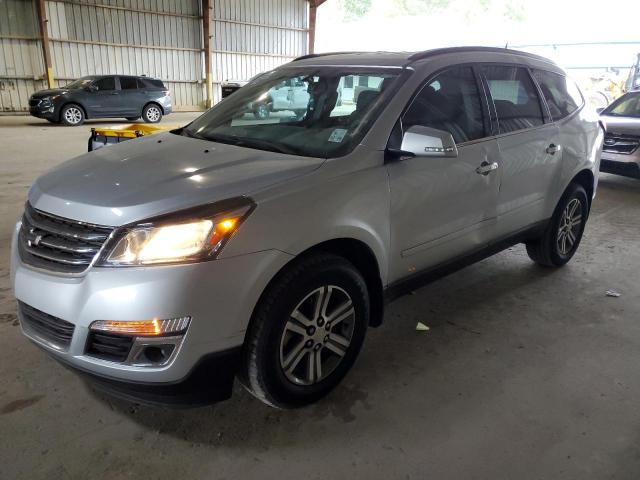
[{"x1": 291, "y1": 46, "x2": 556, "y2": 68}]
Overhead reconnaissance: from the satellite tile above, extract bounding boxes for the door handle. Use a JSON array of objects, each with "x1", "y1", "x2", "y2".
[
  {"x1": 546, "y1": 143, "x2": 561, "y2": 155},
  {"x1": 476, "y1": 161, "x2": 498, "y2": 176}
]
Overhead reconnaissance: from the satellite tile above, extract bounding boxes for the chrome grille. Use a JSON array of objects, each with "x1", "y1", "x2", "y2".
[
  {"x1": 18, "y1": 204, "x2": 114, "y2": 274},
  {"x1": 603, "y1": 133, "x2": 640, "y2": 155}
]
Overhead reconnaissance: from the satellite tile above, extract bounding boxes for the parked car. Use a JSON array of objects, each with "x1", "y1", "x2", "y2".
[
  {"x1": 11, "y1": 47, "x2": 603, "y2": 408},
  {"x1": 28, "y1": 75, "x2": 172, "y2": 126},
  {"x1": 221, "y1": 79, "x2": 248, "y2": 99},
  {"x1": 599, "y1": 90, "x2": 640, "y2": 179}
]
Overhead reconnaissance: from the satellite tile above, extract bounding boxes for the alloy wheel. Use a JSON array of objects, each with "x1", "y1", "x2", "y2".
[
  {"x1": 279, "y1": 285, "x2": 355, "y2": 386},
  {"x1": 146, "y1": 106, "x2": 161, "y2": 122},
  {"x1": 556, "y1": 198, "x2": 582, "y2": 255},
  {"x1": 64, "y1": 107, "x2": 82, "y2": 125}
]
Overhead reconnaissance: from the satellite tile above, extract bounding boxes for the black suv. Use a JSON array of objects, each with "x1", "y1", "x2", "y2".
[{"x1": 28, "y1": 75, "x2": 172, "y2": 126}]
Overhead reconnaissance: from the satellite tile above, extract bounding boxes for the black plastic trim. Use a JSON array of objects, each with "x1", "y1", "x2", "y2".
[
  {"x1": 384, "y1": 220, "x2": 548, "y2": 303},
  {"x1": 51, "y1": 347, "x2": 242, "y2": 407},
  {"x1": 600, "y1": 159, "x2": 640, "y2": 179}
]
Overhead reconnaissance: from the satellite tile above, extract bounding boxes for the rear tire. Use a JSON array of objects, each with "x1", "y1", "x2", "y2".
[
  {"x1": 60, "y1": 104, "x2": 85, "y2": 126},
  {"x1": 239, "y1": 253, "x2": 369, "y2": 408},
  {"x1": 526, "y1": 183, "x2": 589, "y2": 267},
  {"x1": 142, "y1": 104, "x2": 162, "y2": 123}
]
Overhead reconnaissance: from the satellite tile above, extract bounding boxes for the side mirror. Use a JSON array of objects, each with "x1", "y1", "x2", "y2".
[
  {"x1": 397, "y1": 125, "x2": 458, "y2": 158},
  {"x1": 85, "y1": 84, "x2": 97, "y2": 92}
]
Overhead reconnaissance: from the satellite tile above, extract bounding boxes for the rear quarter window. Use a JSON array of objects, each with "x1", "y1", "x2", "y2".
[
  {"x1": 532, "y1": 70, "x2": 583, "y2": 121},
  {"x1": 138, "y1": 78, "x2": 165, "y2": 89}
]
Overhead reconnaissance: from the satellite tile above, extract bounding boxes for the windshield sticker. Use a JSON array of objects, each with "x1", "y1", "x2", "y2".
[{"x1": 328, "y1": 128, "x2": 348, "y2": 143}]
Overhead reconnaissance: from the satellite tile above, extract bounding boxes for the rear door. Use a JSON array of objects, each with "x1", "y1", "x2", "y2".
[
  {"x1": 481, "y1": 65, "x2": 560, "y2": 236},
  {"x1": 84, "y1": 76, "x2": 123, "y2": 116},
  {"x1": 118, "y1": 76, "x2": 144, "y2": 116},
  {"x1": 387, "y1": 66, "x2": 501, "y2": 281}
]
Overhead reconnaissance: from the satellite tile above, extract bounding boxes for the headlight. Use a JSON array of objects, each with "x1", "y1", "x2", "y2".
[
  {"x1": 99, "y1": 197, "x2": 254, "y2": 266},
  {"x1": 41, "y1": 95, "x2": 60, "y2": 103}
]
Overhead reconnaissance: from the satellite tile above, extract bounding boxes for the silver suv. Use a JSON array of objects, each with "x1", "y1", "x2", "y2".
[{"x1": 11, "y1": 47, "x2": 603, "y2": 408}]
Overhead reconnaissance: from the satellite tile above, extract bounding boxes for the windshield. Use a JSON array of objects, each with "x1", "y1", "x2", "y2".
[
  {"x1": 182, "y1": 67, "x2": 401, "y2": 158},
  {"x1": 603, "y1": 92, "x2": 640, "y2": 118},
  {"x1": 63, "y1": 77, "x2": 94, "y2": 89}
]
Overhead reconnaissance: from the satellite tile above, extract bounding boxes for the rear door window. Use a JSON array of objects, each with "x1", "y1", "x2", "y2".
[
  {"x1": 93, "y1": 77, "x2": 115, "y2": 91},
  {"x1": 119, "y1": 77, "x2": 138, "y2": 90},
  {"x1": 532, "y1": 70, "x2": 582, "y2": 120},
  {"x1": 483, "y1": 66, "x2": 544, "y2": 134},
  {"x1": 402, "y1": 66, "x2": 485, "y2": 144}
]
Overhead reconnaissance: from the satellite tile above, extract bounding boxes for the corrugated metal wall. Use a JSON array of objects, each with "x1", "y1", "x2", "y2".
[
  {"x1": 0, "y1": 0, "x2": 47, "y2": 112},
  {"x1": 211, "y1": 0, "x2": 308, "y2": 104},
  {"x1": 0, "y1": 0, "x2": 308, "y2": 112},
  {"x1": 46, "y1": 0, "x2": 204, "y2": 110}
]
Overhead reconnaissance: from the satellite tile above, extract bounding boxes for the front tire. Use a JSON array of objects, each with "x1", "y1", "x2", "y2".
[
  {"x1": 142, "y1": 104, "x2": 162, "y2": 123},
  {"x1": 526, "y1": 183, "x2": 589, "y2": 267},
  {"x1": 60, "y1": 104, "x2": 85, "y2": 126},
  {"x1": 239, "y1": 253, "x2": 369, "y2": 408}
]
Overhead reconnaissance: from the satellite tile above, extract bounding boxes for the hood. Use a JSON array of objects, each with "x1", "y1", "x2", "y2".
[
  {"x1": 29, "y1": 132, "x2": 325, "y2": 226},
  {"x1": 600, "y1": 115, "x2": 640, "y2": 136},
  {"x1": 31, "y1": 89, "x2": 67, "y2": 99}
]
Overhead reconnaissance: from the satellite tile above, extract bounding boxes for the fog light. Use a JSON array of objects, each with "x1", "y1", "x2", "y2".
[{"x1": 90, "y1": 316, "x2": 190, "y2": 337}]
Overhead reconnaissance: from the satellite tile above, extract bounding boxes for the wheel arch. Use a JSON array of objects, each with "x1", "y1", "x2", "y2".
[
  {"x1": 58, "y1": 101, "x2": 88, "y2": 121},
  {"x1": 143, "y1": 101, "x2": 164, "y2": 115},
  {"x1": 569, "y1": 169, "x2": 595, "y2": 208},
  {"x1": 249, "y1": 238, "x2": 385, "y2": 330}
]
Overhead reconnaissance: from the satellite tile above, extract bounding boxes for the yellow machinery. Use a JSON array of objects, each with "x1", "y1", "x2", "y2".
[{"x1": 88, "y1": 123, "x2": 181, "y2": 152}]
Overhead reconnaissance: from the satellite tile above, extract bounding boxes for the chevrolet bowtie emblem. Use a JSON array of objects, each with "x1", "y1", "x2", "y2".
[{"x1": 27, "y1": 231, "x2": 43, "y2": 247}]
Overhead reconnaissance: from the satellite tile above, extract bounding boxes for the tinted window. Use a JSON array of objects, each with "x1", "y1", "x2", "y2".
[
  {"x1": 93, "y1": 77, "x2": 115, "y2": 91},
  {"x1": 402, "y1": 66, "x2": 485, "y2": 144},
  {"x1": 603, "y1": 92, "x2": 640, "y2": 118},
  {"x1": 483, "y1": 66, "x2": 544, "y2": 134},
  {"x1": 120, "y1": 77, "x2": 138, "y2": 90},
  {"x1": 137, "y1": 78, "x2": 165, "y2": 89},
  {"x1": 532, "y1": 70, "x2": 582, "y2": 120}
]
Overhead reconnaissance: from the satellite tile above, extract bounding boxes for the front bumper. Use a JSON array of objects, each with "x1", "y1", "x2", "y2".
[
  {"x1": 54, "y1": 346, "x2": 242, "y2": 406},
  {"x1": 29, "y1": 105, "x2": 57, "y2": 120},
  {"x1": 10, "y1": 224, "x2": 292, "y2": 404},
  {"x1": 600, "y1": 151, "x2": 640, "y2": 179}
]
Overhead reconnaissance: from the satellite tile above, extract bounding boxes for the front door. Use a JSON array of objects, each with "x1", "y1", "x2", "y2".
[
  {"x1": 387, "y1": 66, "x2": 500, "y2": 282},
  {"x1": 84, "y1": 76, "x2": 123, "y2": 116}
]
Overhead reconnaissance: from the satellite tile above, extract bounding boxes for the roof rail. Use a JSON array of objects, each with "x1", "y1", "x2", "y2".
[
  {"x1": 407, "y1": 46, "x2": 555, "y2": 64},
  {"x1": 292, "y1": 51, "x2": 364, "y2": 62}
]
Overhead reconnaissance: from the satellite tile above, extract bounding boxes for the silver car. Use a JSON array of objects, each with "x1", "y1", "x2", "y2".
[
  {"x1": 599, "y1": 90, "x2": 640, "y2": 179},
  {"x1": 11, "y1": 47, "x2": 603, "y2": 408}
]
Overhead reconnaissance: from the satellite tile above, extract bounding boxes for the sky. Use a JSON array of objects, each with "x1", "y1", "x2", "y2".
[{"x1": 315, "y1": 0, "x2": 640, "y2": 76}]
